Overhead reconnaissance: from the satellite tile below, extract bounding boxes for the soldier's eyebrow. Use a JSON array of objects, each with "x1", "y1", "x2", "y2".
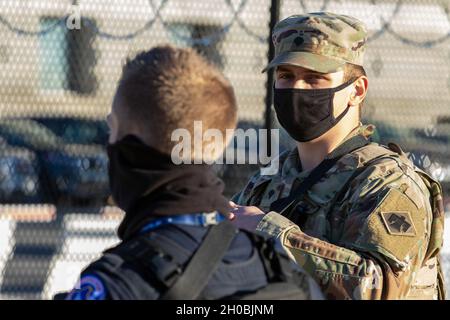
[
  {"x1": 276, "y1": 66, "x2": 294, "y2": 73},
  {"x1": 276, "y1": 66, "x2": 326, "y2": 75},
  {"x1": 303, "y1": 71, "x2": 333, "y2": 81},
  {"x1": 302, "y1": 70, "x2": 328, "y2": 76},
  {"x1": 276, "y1": 67, "x2": 332, "y2": 80}
]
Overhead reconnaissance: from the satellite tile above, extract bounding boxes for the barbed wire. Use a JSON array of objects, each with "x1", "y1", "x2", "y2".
[
  {"x1": 366, "y1": 0, "x2": 403, "y2": 43},
  {"x1": 224, "y1": 0, "x2": 266, "y2": 43},
  {"x1": 386, "y1": 25, "x2": 450, "y2": 47},
  {"x1": 148, "y1": 0, "x2": 266, "y2": 45},
  {"x1": 0, "y1": 14, "x2": 68, "y2": 37},
  {"x1": 0, "y1": 0, "x2": 449, "y2": 48},
  {"x1": 83, "y1": 0, "x2": 165, "y2": 40},
  {"x1": 0, "y1": 0, "x2": 264, "y2": 43},
  {"x1": 0, "y1": 0, "x2": 165, "y2": 40},
  {"x1": 381, "y1": 0, "x2": 450, "y2": 47}
]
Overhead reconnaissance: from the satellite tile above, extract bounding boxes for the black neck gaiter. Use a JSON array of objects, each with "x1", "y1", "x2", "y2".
[{"x1": 107, "y1": 135, "x2": 231, "y2": 240}]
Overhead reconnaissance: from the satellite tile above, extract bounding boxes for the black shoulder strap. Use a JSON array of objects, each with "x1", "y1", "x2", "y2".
[
  {"x1": 269, "y1": 134, "x2": 370, "y2": 215},
  {"x1": 161, "y1": 220, "x2": 237, "y2": 300}
]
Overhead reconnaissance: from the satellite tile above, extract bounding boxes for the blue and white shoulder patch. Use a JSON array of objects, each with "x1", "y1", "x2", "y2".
[{"x1": 65, "y1": 274, "x2": 106, "y2": 300}]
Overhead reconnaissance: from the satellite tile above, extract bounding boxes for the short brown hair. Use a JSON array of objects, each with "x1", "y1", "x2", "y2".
[
  {"x1": 116, "y1": 45, "x2": 237, "y2": 159},
  {"x1": 343, "y1": 63, "x2": 366, "y2": 82}
]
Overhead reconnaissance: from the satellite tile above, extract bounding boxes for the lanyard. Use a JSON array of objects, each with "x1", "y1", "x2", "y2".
[{"x1": 140, "y1": 211, "x2": 225, "y2": 234}]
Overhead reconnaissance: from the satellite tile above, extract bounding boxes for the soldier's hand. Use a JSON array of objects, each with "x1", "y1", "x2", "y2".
[{"x1": 228, "y1": 201, "x2": 265, "y2": 232}]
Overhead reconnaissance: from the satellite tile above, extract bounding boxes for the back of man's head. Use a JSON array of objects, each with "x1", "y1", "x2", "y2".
[{"x1": 114, "y1": 45, "x2": 237, "y2": 162}]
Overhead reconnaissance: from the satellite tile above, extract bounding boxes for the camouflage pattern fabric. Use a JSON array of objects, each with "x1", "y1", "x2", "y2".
[
  {"x1": 233, "y1": 124, "x2": 446, "y2": 300},
  {"x1": 263, "y1": 12, "x2": 367, "y2": 73}
]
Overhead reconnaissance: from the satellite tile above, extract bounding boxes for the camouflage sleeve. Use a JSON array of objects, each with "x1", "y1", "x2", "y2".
[{"x1": 256, "y1": 182, "x2": 431, "y2": 300}]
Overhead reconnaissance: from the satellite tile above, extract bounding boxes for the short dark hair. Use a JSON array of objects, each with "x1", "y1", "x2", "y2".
[
  {"x1": 343, "y1": 63, "x2": 366, "y2": 82},
  {"x1": 116, "y1": 45, "x2": 237, "y2": 158}
]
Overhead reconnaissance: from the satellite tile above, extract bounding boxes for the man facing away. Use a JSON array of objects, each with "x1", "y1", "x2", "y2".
[
  {"x1": 231, "y1": 12, "x2": 446, "y2": 300},
  {"x1": 57, "y1": 45, "x2": 323, "y2": 300}
]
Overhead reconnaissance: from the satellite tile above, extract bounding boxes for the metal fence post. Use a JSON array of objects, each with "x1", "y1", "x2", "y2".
[{"x1": 264, "y1": 0, "x2": 280, "y2": 156}]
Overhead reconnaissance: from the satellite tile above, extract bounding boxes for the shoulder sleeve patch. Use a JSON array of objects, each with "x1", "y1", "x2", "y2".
[
  {"x1": 65, "y1": 274, "x2": 106, "y2": 300},
  {"x1": 353, "y1": 187, "x2": 428, "y2": 270}
]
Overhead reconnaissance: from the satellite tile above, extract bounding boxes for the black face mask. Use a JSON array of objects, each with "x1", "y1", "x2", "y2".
[
  {"x1": 106, "y1": 135, "x2": 231, "y2": 240},
  {"x1": 273, "y1": 78, "x2": 356, "y2": 142}
]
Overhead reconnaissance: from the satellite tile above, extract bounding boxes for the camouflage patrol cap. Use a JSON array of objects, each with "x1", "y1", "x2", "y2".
[{"x1": 264, "y1": 12, "x2": 367, "y2": 73}]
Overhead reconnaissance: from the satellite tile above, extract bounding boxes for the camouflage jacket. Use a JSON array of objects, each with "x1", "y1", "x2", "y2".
[{"x1": 233, "y1": 124, "x2": 445, "y2": 300}]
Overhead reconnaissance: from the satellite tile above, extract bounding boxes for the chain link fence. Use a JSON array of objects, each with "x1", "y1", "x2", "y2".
[{"x1": 0, "y1": 0, "x2": 449, "y2": 299}]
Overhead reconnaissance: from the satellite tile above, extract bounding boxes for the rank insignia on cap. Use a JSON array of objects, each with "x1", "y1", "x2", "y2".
[{"x1": 380, "y1": 211, "x2": 416, "y2": 237}]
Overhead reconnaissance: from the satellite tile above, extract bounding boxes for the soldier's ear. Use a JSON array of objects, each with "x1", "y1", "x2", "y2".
[{"x1": 350, "y1": 76, "x2": 368, "y2": 106}]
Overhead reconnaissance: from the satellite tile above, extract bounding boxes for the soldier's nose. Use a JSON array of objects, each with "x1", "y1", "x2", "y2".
[{"x1": 293, "y1": 80, "x2": 311, "y2": 90}]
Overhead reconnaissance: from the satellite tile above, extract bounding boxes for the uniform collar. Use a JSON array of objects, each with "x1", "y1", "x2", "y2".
[{"x1": 281, "y1": 123, "x2": 376, "y2": 179}]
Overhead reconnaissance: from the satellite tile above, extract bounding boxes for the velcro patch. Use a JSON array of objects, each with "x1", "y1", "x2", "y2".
[{"x1": 380, "y1": 211, "x2": 416, "y2": 237}]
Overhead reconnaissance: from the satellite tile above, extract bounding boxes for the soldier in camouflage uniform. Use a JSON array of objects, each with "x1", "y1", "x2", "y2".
[{"x1": 231, "y1": 12, "x2": 446, "y2": 300}]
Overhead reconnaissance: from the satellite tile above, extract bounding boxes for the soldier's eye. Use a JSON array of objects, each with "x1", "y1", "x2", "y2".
[
  {"x1": 278, "y1": 73, "x2": 293, "y2": 80},
  {"x1": 305, "y1": 75, "x2": 321, "y2": 81}
]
